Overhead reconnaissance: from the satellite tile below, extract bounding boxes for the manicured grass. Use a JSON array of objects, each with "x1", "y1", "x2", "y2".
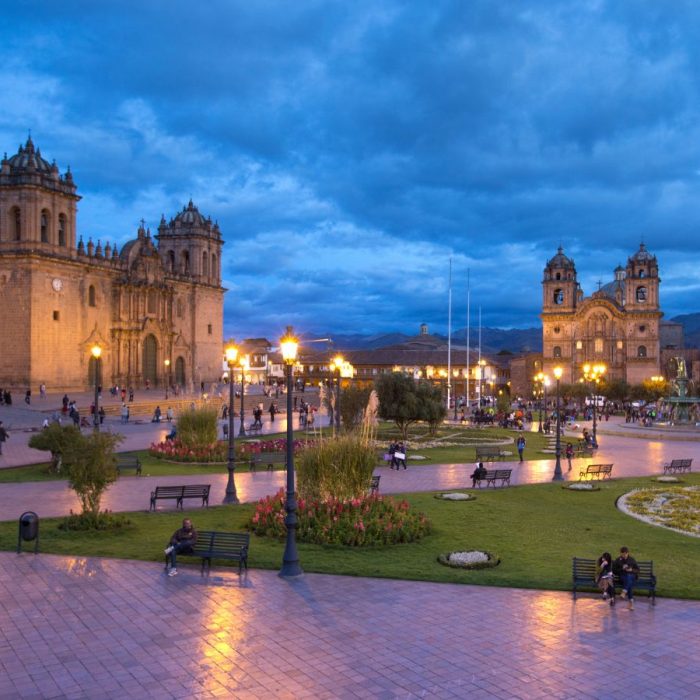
[
  {"x1": 0, "y1": 423, "x2": 555, "y2": 483},
  {"x1": 2, "y1": 473, "x2": 698, "y2": 599}
]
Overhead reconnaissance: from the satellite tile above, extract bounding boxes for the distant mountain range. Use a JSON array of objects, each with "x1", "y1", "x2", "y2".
[{"x1": 329, "y1": 313, "x2": 700, "y2": 353}]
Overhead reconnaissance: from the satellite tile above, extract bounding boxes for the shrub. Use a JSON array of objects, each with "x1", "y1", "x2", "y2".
[
  {"x1": 248, "y1": 490, "x2": 432, "y2": 546},
  {"x1": 297, "y1": 434, "x2": 377, "y2": 501},
  {"x1": 58, "y1": 510, "x2": 132, "y2": 531},
  {"x1": 176, "y1": 406, "x2": 218, "y2": 449},
  {"x1": 28, "y1": 423, "x2": 82, "y2": 473}
]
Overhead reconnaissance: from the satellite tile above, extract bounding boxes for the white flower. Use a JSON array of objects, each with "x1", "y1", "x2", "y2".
[
  {"x1": 568, "y1": 483, "x2": 595, "y2": 490},
  {"x1": 449, "y1": 551, "x2": 489, "y2": 565},
  {"x1": 440, "y1": 493, "x2": 473, "y2": 501}
]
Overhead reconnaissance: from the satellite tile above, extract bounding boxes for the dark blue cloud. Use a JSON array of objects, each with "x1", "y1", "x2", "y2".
[{"x1": 2, "y1": 0, "x2": 700, "y2": 338}]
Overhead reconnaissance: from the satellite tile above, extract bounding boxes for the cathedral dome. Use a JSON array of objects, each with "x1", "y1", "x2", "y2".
[
  {"x1": 173, "y1": 200, "x2": 208, "y2": 227},
  {"x1": 545, "y1": 246, "x2": 575, "y2": 270},
  {"x1": 629, "y1": 242, "x2": 655, "y2": 263},
  {"x1": 5, "y1": 137, "x2": 54, "y2": 173}
]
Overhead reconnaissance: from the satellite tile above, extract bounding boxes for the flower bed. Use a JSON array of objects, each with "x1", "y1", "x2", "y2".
[
  {"x1": 618, "y1": 486, "x2": 700, "y2": 537},
  {"x1": 437, "y1": 550, "x2": 500, "y2": 569},
  {"x1": 434, "y1": 492, "x2": 475, "y2": 501},
  {"x1": 238, "y1": 439, "x2": 315, "y2": 455},
  {"x1": 149, "y1": 438, "x2": 227, "y2": 462},
  {"x1": 248, "y1": 489, "x2": 431, "y2": 546}
]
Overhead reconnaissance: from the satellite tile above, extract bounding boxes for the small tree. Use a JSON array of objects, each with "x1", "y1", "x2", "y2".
[
  {"x1": 375, "y1": 373, "x2": 420, "y2": 441},
  {"x1": 28, "y1": 423, "x2": 82, "y2": 473},
  {"x1": 63, "y1": 431, "x2": 123, "y2": 520},
  {"x1": 416, "y1": 381, "x2": 447, "y2": 436},
  {"x1": 339, "y1": 385, "x2": 372, "y2": 431}
]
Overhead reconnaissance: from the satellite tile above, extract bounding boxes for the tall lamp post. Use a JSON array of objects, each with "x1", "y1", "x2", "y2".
[
  {"x1": 238, "y1": 355, "x2": 249, "y2": 437},
  {"x1": 91, "y1": 344, "x2": 101, "y2": 431},
  {"x1": 331, "y1": 354, "x2": 344, "y2": 433},
  {"x1": 280, "y1": 326, "x2": 303, "y2": 578},
  {"x1": 223, "y1": 344, "x2": 239, "y2": 504},
  {"x1": 552, "y1": 366, "x2": 564, "y2": 481},
  {"x1": 164, "y1": 358, "x2": 170, "y2": 399},
  {"x1": 582, "y1": 363, "x2": 606, "y2": 448},
  {"x1": 535, "y1": 372, "x2": 544, "y2": 432}
]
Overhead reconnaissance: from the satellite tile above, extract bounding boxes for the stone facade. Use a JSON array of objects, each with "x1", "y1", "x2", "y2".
[
  {"x1": 541, "y1": 244, "x2": 661, "y2": 384},
  {"x1": 0, "y1": 137, "x2": 225, "y2": 392}
]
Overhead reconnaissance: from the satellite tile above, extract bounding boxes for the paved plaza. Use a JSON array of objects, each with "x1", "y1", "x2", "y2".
[
  {"x1": 2, "y1": 552, "x2": 699, "y2": 699},
  {"x1": 2, "y1": 399, "x2": 700, "y2": 698}
]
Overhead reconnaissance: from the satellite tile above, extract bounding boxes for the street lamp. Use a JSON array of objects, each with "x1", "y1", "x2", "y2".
[
  {"x1": 164, "y1": 358, "x2": 170, "y2": 399},
  {"x1": 535, "y1": 372, "x2": 544, "y2": 432},
  {"x1": 238, "y1": 355, "x2": 249, "y2": 437},
  {"x1": 552, "y1": 366, "x2": 564, "y2": 481},
  {"x1": 582, "y1": 363, "x2": 606, "y2": 448},
  {"x1": 331, "y1": 354, "x2": 344, "y2": 433},
  {"x1": 223, "y1": 344, "x2": 239, "y2": 504},
  {"x1": 280, "y1": 326, "x2": 303, "y2": 578},
  {"x1": 91, "y1": 344, "x2": 101, "y2": 431}
]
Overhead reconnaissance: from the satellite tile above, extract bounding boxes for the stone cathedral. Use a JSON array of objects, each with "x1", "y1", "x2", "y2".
[
  {"x1": 541, "y1": 243, "x2": 662, "y2": 384},
  {"x1": 0, "y1": 137, "x2": 225, "y2": 392}
]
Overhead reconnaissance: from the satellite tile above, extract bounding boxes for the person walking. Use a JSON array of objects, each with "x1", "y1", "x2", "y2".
[
  {"x1": 613, "y1": 546, "x2": 640, "y2": 610},
  {"x1": 565, "y1": 442, "x2": 574, "y2": 470},
  {"x1": 516, "y1": 435, "x2": 526, "y2": 462}
]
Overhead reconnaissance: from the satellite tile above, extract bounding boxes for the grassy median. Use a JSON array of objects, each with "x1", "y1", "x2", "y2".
[{"x1": 1, "y1": 473, "x2": 698, "y2": 599}]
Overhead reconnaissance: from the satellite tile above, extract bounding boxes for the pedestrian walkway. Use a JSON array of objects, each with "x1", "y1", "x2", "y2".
[{"x1": 1, "y1": 552, "x2": 698, "y2": 699}]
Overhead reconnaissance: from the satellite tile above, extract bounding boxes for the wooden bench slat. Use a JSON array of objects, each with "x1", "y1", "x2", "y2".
[
  {"x1": 578, "y1": 464, "x2": 613, "y2": 481},
  {"x1": 150, "y1": 484, "x2": 211, "y2": 510}
]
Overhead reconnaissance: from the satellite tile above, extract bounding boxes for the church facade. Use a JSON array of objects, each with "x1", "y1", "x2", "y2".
[
  {"x1": 541, "y1": 244, "x2": 661, "y2": 385},
  {"x1": 0, "y1": 137, "x2": 225, "y2": 392}
]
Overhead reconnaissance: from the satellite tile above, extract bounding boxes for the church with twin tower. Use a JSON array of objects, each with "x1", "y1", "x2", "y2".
[{"x1": 0, "y1": 137, "x2": 225, "y2": 392}]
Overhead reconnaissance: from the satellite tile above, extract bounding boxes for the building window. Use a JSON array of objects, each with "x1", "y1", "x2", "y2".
[
  {"x1": 58, "y1": 214, "x2": 66, "y2": 246},
  {"x1": 639, "y1": 325, "x2": 646, "y2": 333},
  {"x1": 553, "y1": 289, "x2": 564, "y2": 305},
  {"x1": 168, "y1": 250, "x2": 175, "y2": 272},
  {"x1": 211, "y1": 253, "x2": 217, "y2": 278},
  {"x1": 639, "y1": 269, "x2": 645, "y2": 278},
  {"x1": 553, "y1": 326, "x2": 561, "y2": 334},
  {"x1": 553, "y1": 346, "x2": 562, "y2": 358},
  {"x1": 202, "y1": 251, "x2": 208, "y2": 277},
  {"x1": 636, "y1": 286, "x2": 647, "y2": 302},
  {"x1": 617, "y1": 340, "x2": 623, "y2": 349},
  {"x1": 555, "y1": 272, "x2": 561, "y2": 280},
  {"x1": 53, "y1": 310, "x2": 60, "y2": 321},
  {"x1": 11, "y1": 207, "x2": 21, "y2": 240},
  {"x1": 207, "y1": 323, "x2": 212, "y2": 335},
  {"x1": 181, "y1": 251, "x2": 190, "y2": 274},
  {"x1": 576, "y1": 340, "x2": 582, "y2": 350},
  {"x1": 88, "y1": 285, "x2": 96, "y2": 307},
  {"x1": 177, "y1": 299, "x2": 184, "y2": 318},
  {"x1": 594, "y1": 338, "x2": 603, "y2": 354},
  {"x1": 638, "y1": 345, "x2": 647, "y2": 358},
  {"x1": 41, "y1": 211, "x2": 49, "y2": 243}
]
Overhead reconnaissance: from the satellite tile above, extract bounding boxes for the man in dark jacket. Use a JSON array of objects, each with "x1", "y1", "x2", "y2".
[
  {"x1": 613, "y1": 546, "x2": 640, "y2": 610},
  {"x1": 164, "y1": 518, "x2": 198, "y2": 576},
  {"x1": 0, "y1": 421, "x2": 8, "y2": 455},
  {"x1": 471, "y1": 462, "x2": 487, "y2": 488}
]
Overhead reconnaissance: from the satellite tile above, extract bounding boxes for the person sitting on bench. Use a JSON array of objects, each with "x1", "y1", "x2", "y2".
[
  {"x1": 164, "y1": 518, "x2": 197, "y2": 577},
  {"x1": 471, "y1": 462, "x2": 487, "y2": 487}
]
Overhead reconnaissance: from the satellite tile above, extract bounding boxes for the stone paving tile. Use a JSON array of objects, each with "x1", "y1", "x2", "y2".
[{"x1": 1, "y1": 552, "x2": 699, "y2": 699}]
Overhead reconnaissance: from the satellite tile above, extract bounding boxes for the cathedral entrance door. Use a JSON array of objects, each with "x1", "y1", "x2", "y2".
[
  {"x1": 143, "y1": 335, "x2": 158, "y2": 387},
  {"x1": 175, "y1": 356, "x2": 186, "y2": 387}
]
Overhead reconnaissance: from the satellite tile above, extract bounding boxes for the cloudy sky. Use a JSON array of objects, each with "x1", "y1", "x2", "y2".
[{"x1": 3, "y1": 1, "x2": 700, "y2": 340}]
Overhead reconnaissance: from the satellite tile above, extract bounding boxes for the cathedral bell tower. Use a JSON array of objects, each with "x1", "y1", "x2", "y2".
[
  {"x1": 0, "y1": 136, "x2": 79, "y2": 252},
  {"x1": 624, "y1": 243, "x2": 660, "y2": 310},
  {"x1": 542, "y1": 247, "x2": 578, "y2": 312}
]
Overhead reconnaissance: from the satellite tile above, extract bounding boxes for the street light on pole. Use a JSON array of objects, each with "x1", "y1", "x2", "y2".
[
  {"x1": 535, "y1": 372, "x2": 544, "y2": 432},
  {"x1": 164, "y1": 358, "x2": 170, "y2": 399},
  {"x1": 238, "y1": 355, "x2": 249, "y2": 437},
  {"x1": 280, "y1": 326, "x2": 303, "y2": 578},
  {"x1": 223, "y1": 344, "x2": 239, "y2": 504},
  {"x1": 583, "y1": 363, "x2": 606, "y2": 448},
  {"x1": 91, "y1": 344, "x2": 101, "y2": 432},
  {"x1": 552, "y1": 366, "x2": 564, "y2": 481}
]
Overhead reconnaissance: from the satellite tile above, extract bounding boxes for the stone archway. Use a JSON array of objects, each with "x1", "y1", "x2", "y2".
[{"x1": 143, "y1": 334, "x2": 158, "y2": 386}]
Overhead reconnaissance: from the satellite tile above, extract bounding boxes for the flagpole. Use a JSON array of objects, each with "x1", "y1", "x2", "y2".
[
  {"x1": 466, "y1": 269, "x2": 470, "y2": 418},
  {"x1": 447, "y1": 258, "x2": 452, "y2": 416},
  {"x1": 478, "y1": 306, "x2": 482, "y2": 407}
]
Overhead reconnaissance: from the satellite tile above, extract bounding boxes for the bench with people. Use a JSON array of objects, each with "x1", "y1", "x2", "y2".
[
  {"x1": 471, "y1": 462, "x2": 512, "y2": 488},
  {"x1": 572, "y1": 547, "x2": 656, "y2": 608}
]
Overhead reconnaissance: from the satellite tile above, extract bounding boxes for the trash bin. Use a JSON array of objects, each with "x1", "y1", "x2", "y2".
[{"x1": 17, "y1": 511, "x2": 39, "y2": 553}]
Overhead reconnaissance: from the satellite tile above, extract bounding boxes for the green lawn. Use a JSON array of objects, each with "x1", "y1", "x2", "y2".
[
  {"x1": 3, "y1": 473, "x2": 698, "y2": 599},
  {"x1": 0, "y1": 423, "x2": 554, "y2": 483}
]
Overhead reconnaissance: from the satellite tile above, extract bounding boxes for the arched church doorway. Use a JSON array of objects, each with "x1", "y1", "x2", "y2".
[
  {"x1": 175, "y1": 356, "x2": 186, "y2": 386},
  {"x1": 143, "y1": 335, "x2": 158, "y2": 386}
]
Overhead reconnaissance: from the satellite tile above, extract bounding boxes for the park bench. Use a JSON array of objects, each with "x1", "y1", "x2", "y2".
[
  {"x1": 663, "y1": 458, "x2": 693, "y2": 474},
  {"x1": 166, "y1": 531, "x2": 250, "y2": 575},
  {"x1": 578, "y1": 464, "x2": 613, "y2": 481},
  {"x1": 249, "y1": 453, "x2": 286, "y2": 472},
  {"x1": 572, "y1": 557, "x2": 656, "y2": 604},
  {"x1": 475, "y1": 445, "x2": 506, "y2": 462},
  {"x1": 247, "y1": 422, "x2": 263, "y2": 433},
  {"x1": 369, "y1": 475, "x2": 381, "y2": 495},
  {"x1": 475, "y1": 468, "x2": 512, "y2": 488},
  {"x1": 116, "y1": 455, "x2": 142, "y2": 476},
  {"x1": 576, "y1": 440, "x2": 596, "y2": 456},
  {"x1": 150, "y1": 485, "x2": 211, "y2": 511}
]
